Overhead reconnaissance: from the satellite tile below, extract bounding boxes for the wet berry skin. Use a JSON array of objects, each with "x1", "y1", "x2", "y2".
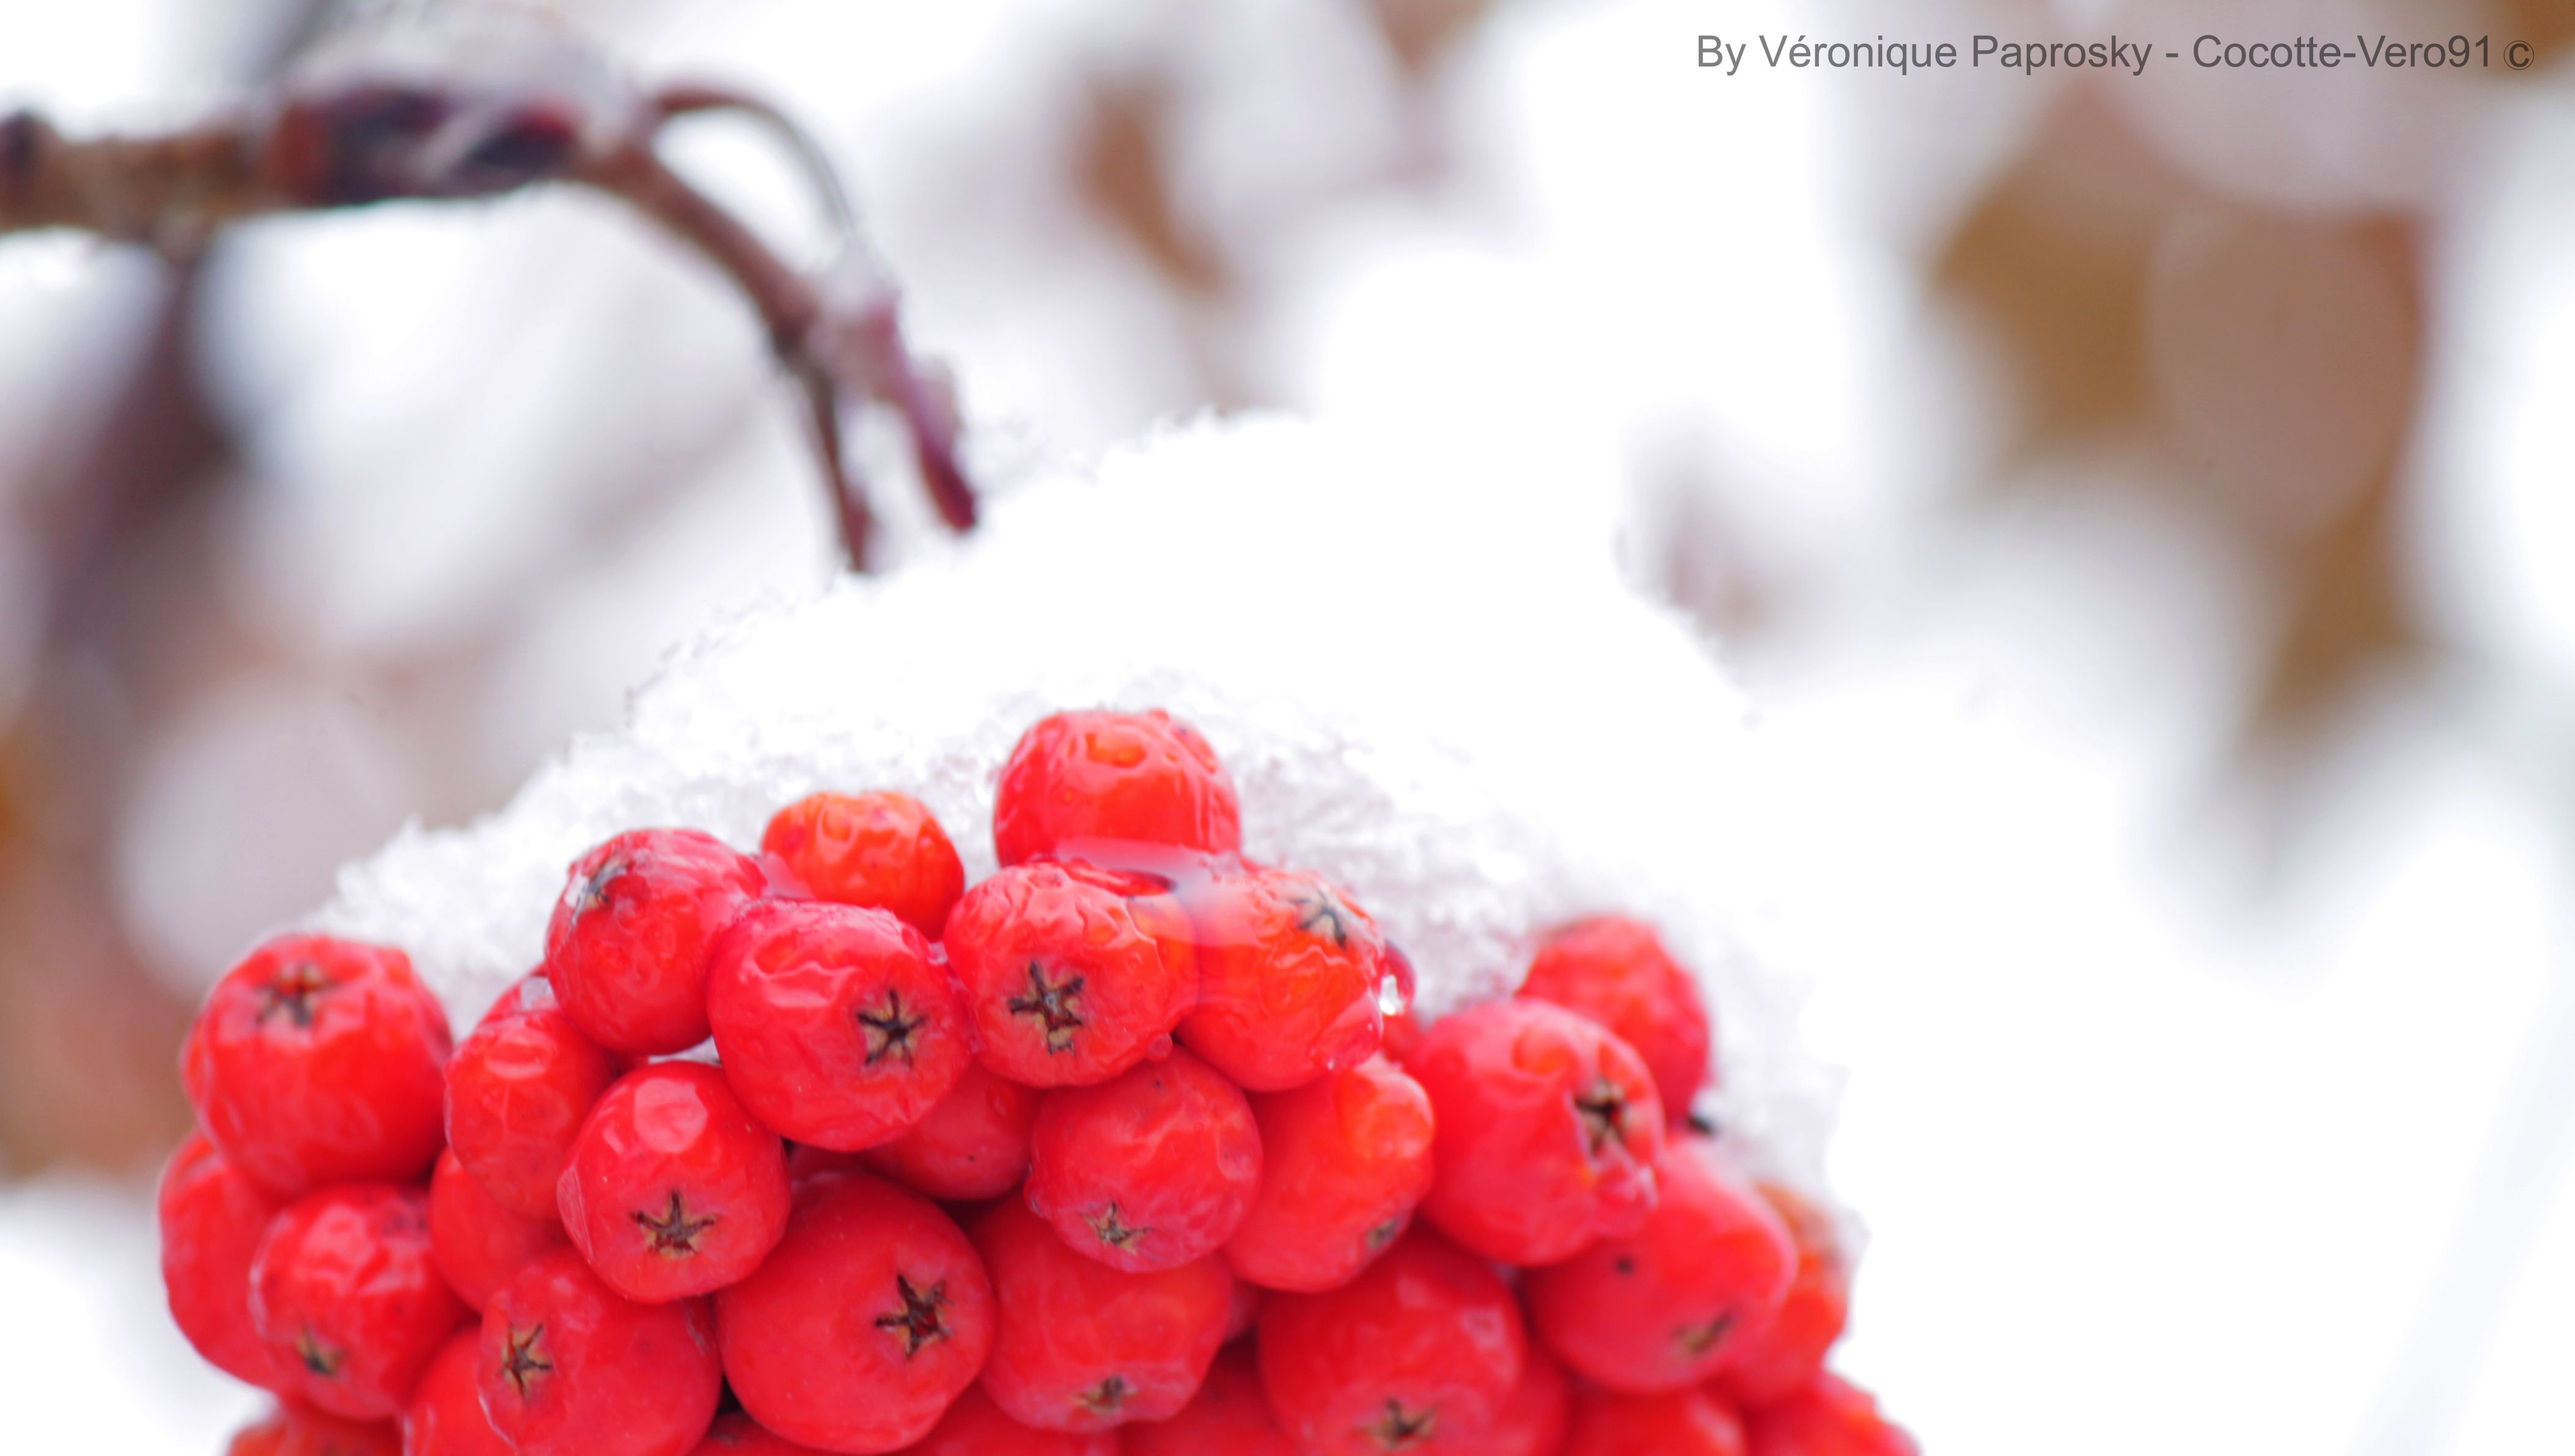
[
  {"x1": 1519, "y1": 917, "x2": 1714, "y2": 1127},
  {"x1": 972, "y1": 1196, "x2": 1234, "y2": 1432},
  {"x1": 446, "y1": 976, "x2": 622, "y2": 1220},
  {"x1": 1562, "y1": 1386, "x2": 1747, "y2": 1456},
  {"x1": 543, "y1": 828, "x2": 768, "y2": 1056},
  {"x1": 557, "y1": 1061, "x2": 790, "y2": 1303},
  {"x1": 857, "y1": 1059, "x2": 1041, "y2": 1200},
  {"x1": 1711, "y1": 1183, "x2": 1851, "y2": 1409},
  {"x1": 993, "y1": 709, "x2": 1241, "y2": 868},
  {"x1": 160, "y1": 1131, "x2": 289, "y2": 1390},
  {"x1": 430, "y1": 1149, "x2": 570, "y2": 1311},
  {"x1": 1123, "y1": 1342, "x2": 1296, "y2": 1456},
  {"x1": 1742, "y1": 1374, "x2": 1918, "y2": 1456},
  {"x1": 707, "y1": 899, "x2": 971, "y2": 1151},
  {"x1": 248, "y1": 1183, "x2": 469, "y2": 1420},
  {"x1": 714, "y1": 1171, "x2": 996, "y2": 1454},
  {"x1": 1026, "y1": 1045, "x2": 1262, "y2": 1273},
  {"x1": 1179, "y1": 866, "x2": 1389, "y2": 1091},
  {"x1": 183, "y1": 934, "x2": 453, "y2": 1198},
  {"x1": 1523, "y1": 1138, "x2": 1796, "y2": 1392},
  {"x1": 1258, "y1": 1227, "x2": 1526, "y2": 1456},
  {"x1": 1408, "y1": 998, "x2": 1664, "y2": 1266},
  {"x1": 403, "y1": 1329, "x2": 516, "y2": 1456},
  {"x1": 761, "y1": 791, "x2": 966, "y2": 939},
  {"x1": 943, "y1": 861, "x2": 1197, "y2": 1088},
  {"x1": 905, "y1": 1385, "x2": 1123, "y2": 1456},
  {"x1": 226, "y1": 1402, "x2": 402, "y2": 1455},
  {"x1": 1224, "y1": 1055, "x2": 1435, "y2": 1293},
  {"x1": 479, "y1": 1249, "x2": 721, "y2": 1456}
]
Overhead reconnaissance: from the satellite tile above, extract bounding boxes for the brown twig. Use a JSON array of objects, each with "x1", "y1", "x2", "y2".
[
  {"x1": 0, "y1": 35, "x2": 970, "y2": 571},
  {"x1": 568, "y1": 136, "x2": 879, "y2": 563}
]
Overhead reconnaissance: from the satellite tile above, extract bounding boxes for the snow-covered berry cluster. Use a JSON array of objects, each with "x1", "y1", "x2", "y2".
[{"x1": 163, "y1": 708, "x2": 1912, "y2": 1456}]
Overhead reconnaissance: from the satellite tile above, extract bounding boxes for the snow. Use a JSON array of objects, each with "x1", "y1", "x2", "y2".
[{"x1": 308, "y1": 412, "x2": 1842, "y2": 1192}]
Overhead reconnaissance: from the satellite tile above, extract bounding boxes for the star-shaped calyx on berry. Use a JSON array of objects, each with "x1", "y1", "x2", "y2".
[
  {"x1": 499, "y1": 1322, "x2": 553, "y2": 1398},
  {"x1": 293, "y1": 1326, "x2": 342, "y2": 1380},
  {"x1": 1676, "y1": 1309, "x2": 1736, "y2": 1357},
  {"x1": 1571, "y1": 1077, "x2": 1635, "y2": 1160},
  {"x1": 872, "y1": 1272, "x2": 952, "y2": 1358},
  {"x1": 257, "y1": 960, "x2": 332, "y2": 1029},
  {"x1": 854, "y1": 989, "x2": 927, "y2": 1066},
  {"x1": 632, "y1": 1190, "x2": 719, "y2": 1256},
  {"x1": 1366, "y1": 1399, "x2": 1438, "y2": 1449},
  {"x1": 1077, "y1": 1374, "x2": 1132, "y2": 1416},
  {"x1": 1005, "y1": 960, "x2": 1086, "y2": 1052},
  {"x1": 1291, "y1": 884, "x2": 1354, "y2": 948},
  {"x1": 1083, "y1": 1202, "x2": 1150, "y2": 1253}
]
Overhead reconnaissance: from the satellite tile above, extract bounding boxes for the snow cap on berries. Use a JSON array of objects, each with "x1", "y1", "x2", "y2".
[{"x1": 310, "y1": 414, "x2": 1837, "y2": 1192}]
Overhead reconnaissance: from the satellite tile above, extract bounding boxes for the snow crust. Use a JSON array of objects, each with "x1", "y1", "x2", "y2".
[{"x1": 309, "y1": 414, "x2": 1839, "y2": 1188}]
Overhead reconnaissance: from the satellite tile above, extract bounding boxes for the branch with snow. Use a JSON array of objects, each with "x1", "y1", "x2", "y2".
[{"x1": 0, "y1": 7, "x2": 970, "y2": 569}]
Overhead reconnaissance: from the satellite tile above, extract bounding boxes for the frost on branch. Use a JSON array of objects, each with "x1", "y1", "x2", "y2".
[
  {"x1": 307, "y1": 415, "x2": 1842, "y2": 1194},
  {"x1": 265, "y1": 8, "x2": 642, "y2": 205}
]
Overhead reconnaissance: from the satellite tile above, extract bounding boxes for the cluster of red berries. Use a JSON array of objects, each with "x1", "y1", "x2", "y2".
[{"x1": 163, "y1": 708, "x2": 1916, "y2": 1456}]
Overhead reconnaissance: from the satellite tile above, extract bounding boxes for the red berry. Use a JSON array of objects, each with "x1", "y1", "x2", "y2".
[
  {"x1": 183, "y1": 934, "x2": 452, "y2": 1198},
  {"x1": 688, "y1": 1411, "x2": 834, "y2": 1454},
  {"x1": 707, "y1": 900, "x2": 971, "y2": 1150},
  {"x1": 972, "y1": 1196, "x2": 1233, "y2": 1431},
  {"x1": 1257, "y1": 1228, "x2": 1526, "y2": 1456},
  {"x1": 1224, "y1": 1055, "x2": 1434, "y2": 1293},
  {"x1": 944, "y1": 862, "x2": 1197, "y2": 1087},
  {"x1": 1408, "y1": 999, "x2": 1664, "y2": 1265},
  {"x1": 431, "y1": 1149, "x2": 570, "y2": 1311},
  {"x1": 1519, "y1": 918, "x2": 1714, "y2": 1125},
  {"x1": 160, "y1": 1131, "x2": 289, "y2": 1390},
  {"x1": 905, "y1": 1385, "x2": 1123, "y2": 1456},
  {"x1": 479, "y1": 1249, "x2": 722, "y2": 1456},
  {"x1": 403, "y1": 1329, "x2": 516, "y2": 1456},
  {"x1": 1711, "y1": 1184, "x2": 1851, "y2": 1409},
  {"x1": 543, "y1": 829, "x2": 767, "y2": 1056},
  {"x1": 1523, "y1": 1138, "x2": 1795, "y2": 1392},
  {"x1": 1026, "y1": 1045, "x2": 1261, "y2": 1273},
  {"x1": 1562, "y1": 1387, "x2": 1746, "y2": 1456},
  {"x1": 1742, "y1": 1374, "x2": 1917, "y2": 1456},
  {"x1": 1124, "y1": 1343, "x2": 1295, "y2": 1456},
  {"x1": 1179, "y1": 866, "x2": 1389, "y2": 1091},
  {"x1": 714, "y1": 1171, "x2": 996, "y2": 1454},
  {"x1": 993, "y1": 709, "x2": 1241, "y2": 868},
  {"x1": 226, "y1": 1402, "x2": 402, "y2": 1455},
  {"x1": 557, "y1": 1062, "x2": 790, "y2": 1303},
  {"x1": 857, "y1": 1059, "x2": 1041, "y2": 1201},
  {"x1": 249, "y1": 1184, "x2": 469, "y2": 1420},
  {"x1": 761, "y1": 791, "x2": 966, "y2": 938},
  {"x1": 1427, "y1": 1345, "x2": 1568, "y2": 1456},
  {"x1": 446, "y1": 976, "x2": 621, "y2": 1220}
]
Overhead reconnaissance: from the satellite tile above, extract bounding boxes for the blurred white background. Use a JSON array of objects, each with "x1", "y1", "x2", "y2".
[{"x1": 3, "y1": 0, "x2": 2573, "y2": 1451}]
